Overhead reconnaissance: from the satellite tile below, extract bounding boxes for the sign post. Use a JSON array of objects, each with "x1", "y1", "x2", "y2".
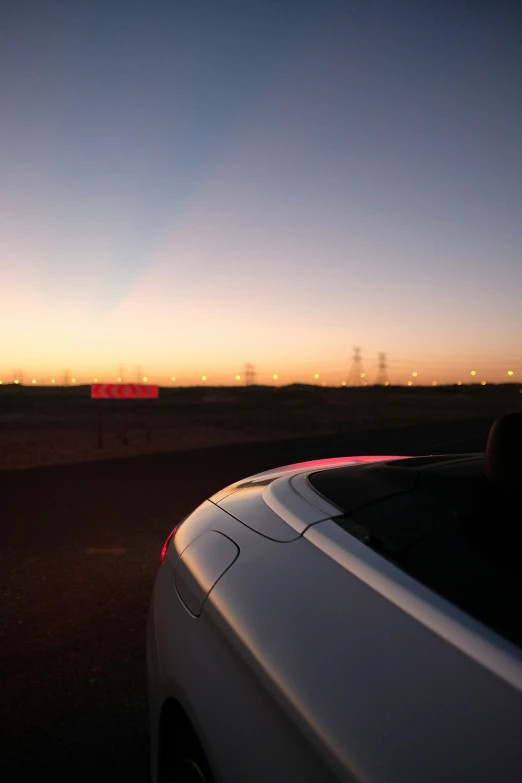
[
  {"x1": 123, "y1": 405, "x2": 129, "y2": 446},
  {"x1": 91, "y1": 384, "x2": 159, "y2": 448},
  {"x1": 98, "y1": 399, "x2": 104, "y2": 449}
]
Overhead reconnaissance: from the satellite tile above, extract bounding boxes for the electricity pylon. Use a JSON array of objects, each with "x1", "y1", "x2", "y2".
[
  {"x1": 375, "y1": 352, "x2": 390, "y2": 385},
  {"x1": 347, "y1": 347, "x2": 367, "y2": 386},
  {"x1": 244, "y1": 363, "x2": 257, "y2": 386}
]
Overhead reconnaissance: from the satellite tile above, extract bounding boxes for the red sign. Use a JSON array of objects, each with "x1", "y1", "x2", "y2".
[{"x1": 91, "y1": 384, "x2": 159, "y2": 399}]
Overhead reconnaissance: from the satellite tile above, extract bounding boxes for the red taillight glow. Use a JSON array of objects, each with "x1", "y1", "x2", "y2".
[{"x1": 160, "y1": 526, "x2": 178, "y2": 564}]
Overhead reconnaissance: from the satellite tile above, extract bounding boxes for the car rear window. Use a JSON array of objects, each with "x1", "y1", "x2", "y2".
[{"x1": 309, "y1": 456, "x2": 522, "y2": 648}]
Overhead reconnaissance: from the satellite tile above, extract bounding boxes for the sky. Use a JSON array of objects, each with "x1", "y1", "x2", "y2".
[{"x1": 1, "y1": 0, "x2": 521, "y2": 386}]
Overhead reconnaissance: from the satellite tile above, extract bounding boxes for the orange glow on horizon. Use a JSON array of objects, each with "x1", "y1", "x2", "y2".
[
  {"x1": 1, "y1": 360, "x2": 521, "y2": 388},
  {"x1": 1, "y1": 373, "x2": 520, "y2": 386}
]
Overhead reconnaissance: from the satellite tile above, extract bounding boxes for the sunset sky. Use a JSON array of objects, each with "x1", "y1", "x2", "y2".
[{"x1": 1, "y1": 0, "x2": 521, "y2": 386}]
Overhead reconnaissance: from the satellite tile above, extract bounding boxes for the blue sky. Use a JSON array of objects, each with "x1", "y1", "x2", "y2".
[{"x1": 1, "y1": 0, "x2": 521, "y2": 384}]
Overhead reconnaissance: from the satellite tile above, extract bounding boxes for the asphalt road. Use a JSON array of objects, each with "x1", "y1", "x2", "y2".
[{"x1": 0, "y1": 417, "x2": 494, "y2": 781}]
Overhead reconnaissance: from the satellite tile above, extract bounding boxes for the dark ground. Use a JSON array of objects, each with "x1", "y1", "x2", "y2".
[
  {"x1": 0, "y1": 416, "x2": 495, "y2": 781},
  {"x1": 1, "y1": 382, "x2": 520, "y2": 471}
]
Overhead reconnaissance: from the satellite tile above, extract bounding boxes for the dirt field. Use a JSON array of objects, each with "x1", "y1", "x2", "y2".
[{"x1": 0, "y1": 383, "x2": 520, "y2": 471}]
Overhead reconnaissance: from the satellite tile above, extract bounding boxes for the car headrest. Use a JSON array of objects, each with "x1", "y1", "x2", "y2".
[{"x1": 484, "y1": 411, "x2": 522, "y2": 497}]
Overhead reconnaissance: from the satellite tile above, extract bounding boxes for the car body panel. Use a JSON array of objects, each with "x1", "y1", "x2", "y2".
[
  {"x1": 214, "y1": 456, "x2": 409, "y2": 538},
  {"x1": 209, "y1": 455, "x2": 407, "y2": 503},
  {"x1": 175, "y1": 531, "x2": 240, "y2": 616},
  {"x1": 150, "y1": 506, "x2": 346, "y2": 783},
  {"x1": 148, "y1": 455, "x2": 522, "y2": 782},
  {"x1": 205, "y1": 529, "x2": 522, "y2": 782},
  {"x1": 215, "y1": 485, "x2": 303, "y2": 541},
  {"x1": 305, "y1": 519, "x2": 522, "y2": 692},
  {"x1": 215, "y1": 474, "x2": 342, "y2": 540}
]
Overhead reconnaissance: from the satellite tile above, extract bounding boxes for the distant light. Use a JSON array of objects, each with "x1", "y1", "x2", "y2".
[
  {"x1": 273, "y1": 374, "x2": 278, "y2": 380},
  {"x1": 0, "y1": 380, "x2": 2, "y2": 384},
  {"x1": 171, "y1": 376, "x2": 176, "y2": 381},
  {"x1": 412, "y1": 372, "x2": 418, "y2": 377},
  {"x1": 432, "y1": 381, "x2": 437, "y2": 386},
  {"x1": 457, "y1": 381, "x2": 462, "y2": 385},
  {"x1": 508, "y1": 370, "x2": 514, "y2": 376},
  {"x1": 470, "y1": 370, "x2": 476, "y2": 376},
  {"x1": 235, "y1": 375, "x2": 241, "y2": 380},
  {"x1": 407, "y1": 381, "x2": 413, "y2": 386},
  {"x1": 32, "y1": 379, "x2": 36, "y2": 384},
  {"x1": 14, "y1": 380, "x2": 19, "y2": 384},
  {"x1": 360, "y1": 373, "x2": 366, "y2": 378},
  {"x1": 341, "y1": 381, "x2": 347, "y2": 386},
  {"x1": 481, "y1": 381, "x2": 486, "y2": 386},
  {"x1": 202, "y1": 375, "x2": 207, "y2": 381},
  {"x1": 143, "y1": 376, "x2": 148, "y2": 382},
  {"x1": 51, "y1": 378, "x2": 55, "y2": 383},
  {"x1": 93, "y1": 377, "x2": 98, "y2": 382},
  {"x1": 384, "y1": 381, "x2": 390, "y2": 386},
  {"x1": 71, "y1": 378, "x2": 76, "y2": 383},
  {"x1": 314, "y1": 373, "x2": 320, "y2": 379},
  {"x1": 117, "y1": 377, "x2": 122, "y2": 382}
]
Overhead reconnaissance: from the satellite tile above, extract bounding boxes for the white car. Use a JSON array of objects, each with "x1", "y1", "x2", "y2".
[{"x1": 147, "y1": 414, "x2": 522, "y2": 783}]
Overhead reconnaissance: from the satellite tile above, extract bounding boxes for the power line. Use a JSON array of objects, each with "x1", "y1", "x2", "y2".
[{"x1": 390, "y1": 358, "x2": 521, "y2": 366}]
